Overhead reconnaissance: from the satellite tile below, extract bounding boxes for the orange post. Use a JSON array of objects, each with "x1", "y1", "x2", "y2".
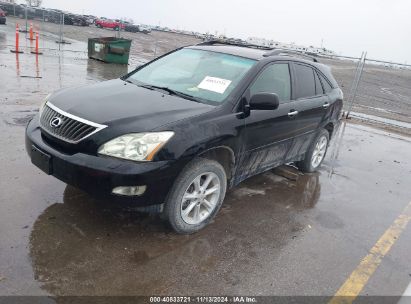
[
  {"x1": 16, "y1": 24, "x2": 19, "y2": 50},
  {"x1": 35, "y1": 32, "x2": 38, "y2": 52},
  {"x1": 29, "y1": 23, "x2": 34, "y2": 41},
  {"x1": 10, "y1": 23, "x2": 23, "y2": 53},
  {"x1": 30, "y1": 29, "x2": 43, "y2": 55}
]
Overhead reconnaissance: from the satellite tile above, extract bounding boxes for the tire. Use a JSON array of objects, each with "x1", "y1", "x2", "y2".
[
  {"x1": 297, "y1": 129, "x2": 329, "y2": 173},
  {"x1": 164, "y1": 158, "x2": 227, "y2": 234},
  {"x1": 114, "y1": 26, "x2": 119, "y2": 31}
]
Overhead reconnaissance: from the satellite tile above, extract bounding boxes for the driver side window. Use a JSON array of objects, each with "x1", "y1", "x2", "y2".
[{"x1": 250, "y1": 63, "x2": 291, "y2": 102}]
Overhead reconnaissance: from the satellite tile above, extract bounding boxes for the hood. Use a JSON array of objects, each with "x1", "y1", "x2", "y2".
[{"x1": 48, "y1": 79, "x2": 214, "y2": 131}]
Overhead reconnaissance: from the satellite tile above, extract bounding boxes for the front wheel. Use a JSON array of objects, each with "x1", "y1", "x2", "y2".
[
  {"x1": 297, "y1": 129, "x2": 329, "y2": 173},
  {"x1": 164, "y1": 158, "x2": 227, "y2": 234}
]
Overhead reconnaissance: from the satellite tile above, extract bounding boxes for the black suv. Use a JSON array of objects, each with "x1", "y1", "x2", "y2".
[{"x1": 26, "y1": 42, "x2": 343, "y2": 234}]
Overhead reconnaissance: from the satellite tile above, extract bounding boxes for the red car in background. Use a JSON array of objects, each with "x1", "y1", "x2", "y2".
[
  {"x1": 95, "y1": 18, "x2": 125, "y2": 30},
  {"x1": 0, "y1": 8, "x2": 6, "y2": 25}
]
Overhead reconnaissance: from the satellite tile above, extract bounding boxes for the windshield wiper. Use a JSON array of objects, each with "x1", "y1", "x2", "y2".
[{"x1": 138, "y1": 84, "x2": 200, "y2": 102}]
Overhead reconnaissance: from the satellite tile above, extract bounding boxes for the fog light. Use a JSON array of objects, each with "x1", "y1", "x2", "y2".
[{"x1": 112, "y1": 186, "x2": 146, "y2": 196}]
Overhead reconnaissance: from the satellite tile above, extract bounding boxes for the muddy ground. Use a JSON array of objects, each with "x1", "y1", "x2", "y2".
[{"x1": 1, "y1": 17, "x2": 411, "y2": 299}]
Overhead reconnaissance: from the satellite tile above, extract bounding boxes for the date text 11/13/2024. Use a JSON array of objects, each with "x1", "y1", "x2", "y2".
[{"x1": 149, "y1": 296, "x2": 257, "y2": 303}]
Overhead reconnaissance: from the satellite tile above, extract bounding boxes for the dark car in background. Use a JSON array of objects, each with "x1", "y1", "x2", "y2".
[
  {"x1": 44, "y1": 9, "x2": 65, "y2": 23},
  {"x1": 34, "y1": 7, "x2": 46, "y2": 20},
  {"x1": 0, "y1": 2, "x2": 26, "y2": 18},
  {"x1": 82, "y1": 14, "x2": 97, "y2": 25},
  {"x1": 0, "y1": 8, "x2": 6, "y2": 24},
  {"x1": 26, "y1": 41, "x2": 343, "y2": 234},
  {"x1": 124, "y1": 23, "x2": 139, "y2": 33},
  {"x1": 0, "y1": 2, "x2": 11, "y2": 15},
  {"x1": 124, "y1": 23, "x2": 151, "y2": 34},
  {"x1": 62, "y1": 13, "x2": 73, "y2": 25},
  {"x1": 67, "y1": 14, "x2": 89, "y2": 26}
]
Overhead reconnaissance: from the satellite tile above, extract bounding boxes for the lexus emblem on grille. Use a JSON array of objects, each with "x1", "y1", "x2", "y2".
[{"x1": 50, "y1": 117, "x2": 63, "y2": 128}]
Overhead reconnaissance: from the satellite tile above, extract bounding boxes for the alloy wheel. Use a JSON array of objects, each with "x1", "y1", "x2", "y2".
[
  {"x1": 311, "y1": 135, "x2": 328, "y2": 168},
  {"x1": 180, "y1": 172, "x2": 221, "y2": 225}
]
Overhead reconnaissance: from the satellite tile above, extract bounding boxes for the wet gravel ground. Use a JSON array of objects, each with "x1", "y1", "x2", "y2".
[
  {"x1": 1, "y1": 113, "x2": 410, "y2": 296},
  {"x1": 1, "y1": 17, "x2": 411, "y2": 298}
]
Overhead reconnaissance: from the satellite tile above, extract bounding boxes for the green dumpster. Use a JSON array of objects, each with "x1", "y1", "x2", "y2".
[{"x1": 88, "y1": 37, "x2": 132, "y2": 64}]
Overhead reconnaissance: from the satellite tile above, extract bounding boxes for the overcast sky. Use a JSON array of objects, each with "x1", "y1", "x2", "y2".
[{"x1": 41, "y1": 0, "x2": 410, "y2": 63}]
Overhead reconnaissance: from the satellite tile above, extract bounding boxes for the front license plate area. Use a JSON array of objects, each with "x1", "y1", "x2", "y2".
[{"x1": 31, "y1": 145, "x2": 52, "y2": 174}]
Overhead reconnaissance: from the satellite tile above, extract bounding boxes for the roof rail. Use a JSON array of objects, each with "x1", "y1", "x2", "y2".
[
  {"x1": 197, "y1": 40, "x2": 273, "y2": 50},
  {"x1": 263, "y1": 49, "x2": 318, "y2": 62}
]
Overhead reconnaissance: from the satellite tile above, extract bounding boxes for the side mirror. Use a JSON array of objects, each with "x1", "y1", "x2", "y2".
[{"x1": 249, "y1": 93, "x2": 280, "y2": 110}]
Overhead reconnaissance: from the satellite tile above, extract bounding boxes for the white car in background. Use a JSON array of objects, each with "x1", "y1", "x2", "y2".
[{"x1": 139, "y1": 24, "x2": 151, "y2": 34}]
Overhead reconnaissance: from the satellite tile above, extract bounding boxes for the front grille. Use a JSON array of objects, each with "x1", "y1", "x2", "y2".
[{"x1": 40, "y1": 103, "x2": 107, "y2": 144}]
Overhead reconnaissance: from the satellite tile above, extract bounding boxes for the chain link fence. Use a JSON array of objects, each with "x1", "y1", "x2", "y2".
[
  {"x1": 318, "y1": 52, "x2": 411, "y2": 130},
  {"x1": 0, "y1": 2, "x2": 89, "y2": 57},
  {"x1": 353, "y1": 58, "x2": 411, "y2": 125}
]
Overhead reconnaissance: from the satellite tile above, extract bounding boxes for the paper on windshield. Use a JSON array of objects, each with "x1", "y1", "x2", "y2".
[{"x1": 198, "y1": 76, "x2": 232, "y2": 94}]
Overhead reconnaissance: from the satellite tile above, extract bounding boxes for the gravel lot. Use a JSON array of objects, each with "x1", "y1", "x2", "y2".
[{"x1": 321, "y1": 57, "x2": 411, "y2": 123}]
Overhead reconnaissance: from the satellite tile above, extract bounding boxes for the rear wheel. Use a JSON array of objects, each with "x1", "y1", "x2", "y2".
[
  {"x1": 164, "y1": 158, "x2": 227, "y2": 234},
  {"x1": 297, "y1": 129, "x2": 329, "y2": 172}
]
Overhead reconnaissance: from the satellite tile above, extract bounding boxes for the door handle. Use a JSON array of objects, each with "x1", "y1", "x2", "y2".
[
  {"x1": 288, "y1": 110, "x2": 299, "y2": 117},
  {"x1": 323, "y1": 102, "x2": 330, "y2": 109}
]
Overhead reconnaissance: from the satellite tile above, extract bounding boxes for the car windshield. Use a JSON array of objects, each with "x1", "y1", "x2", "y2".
[{"x1": 126, "y1": 48, "x2": 256, "y2": 105}]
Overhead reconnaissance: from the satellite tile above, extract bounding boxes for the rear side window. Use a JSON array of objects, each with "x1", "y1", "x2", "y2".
[
  {"x1": 250, "y1": 63, "x2": 291, "y2": 102},
  {"x1": 319, "y1": 74, "x2": 333, "y2": 93},
  {"x1": 314, "y1": 71, "x2": 324, "y2": 95},
  {"x1": 294, "y1": 64, "x2": 316, "y2": 99}
]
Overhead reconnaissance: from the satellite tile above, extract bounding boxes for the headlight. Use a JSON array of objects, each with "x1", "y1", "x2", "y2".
[
  {"x1": 39, "y1": 93, "x2": 51, "y2": 116},
  {"x1": 98, "y1": 132, "x2": 174, "y2": 162}
]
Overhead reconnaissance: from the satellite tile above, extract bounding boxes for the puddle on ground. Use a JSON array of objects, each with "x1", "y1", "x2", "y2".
[{"x1": 28, "y1": 171, "x2": 321, "y2": 295}]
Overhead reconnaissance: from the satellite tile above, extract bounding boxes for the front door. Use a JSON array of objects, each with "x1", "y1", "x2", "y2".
[{"x1": 236, "y1": 62, "x2": 300, "y2": 182}]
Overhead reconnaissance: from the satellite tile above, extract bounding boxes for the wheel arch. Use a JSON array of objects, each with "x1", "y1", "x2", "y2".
[{"x1": 197, "y1": 146, "x2": 236, "y2": 185}]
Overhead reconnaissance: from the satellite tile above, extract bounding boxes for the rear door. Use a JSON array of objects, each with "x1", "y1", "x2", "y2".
[{"x1": 286, "y1": 63, "x2": 329, "y2": 160}]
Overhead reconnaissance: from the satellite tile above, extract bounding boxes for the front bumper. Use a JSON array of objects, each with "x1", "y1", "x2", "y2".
[{"x1": 25, "y1": 118, "x2": 183, "y2": 205}]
